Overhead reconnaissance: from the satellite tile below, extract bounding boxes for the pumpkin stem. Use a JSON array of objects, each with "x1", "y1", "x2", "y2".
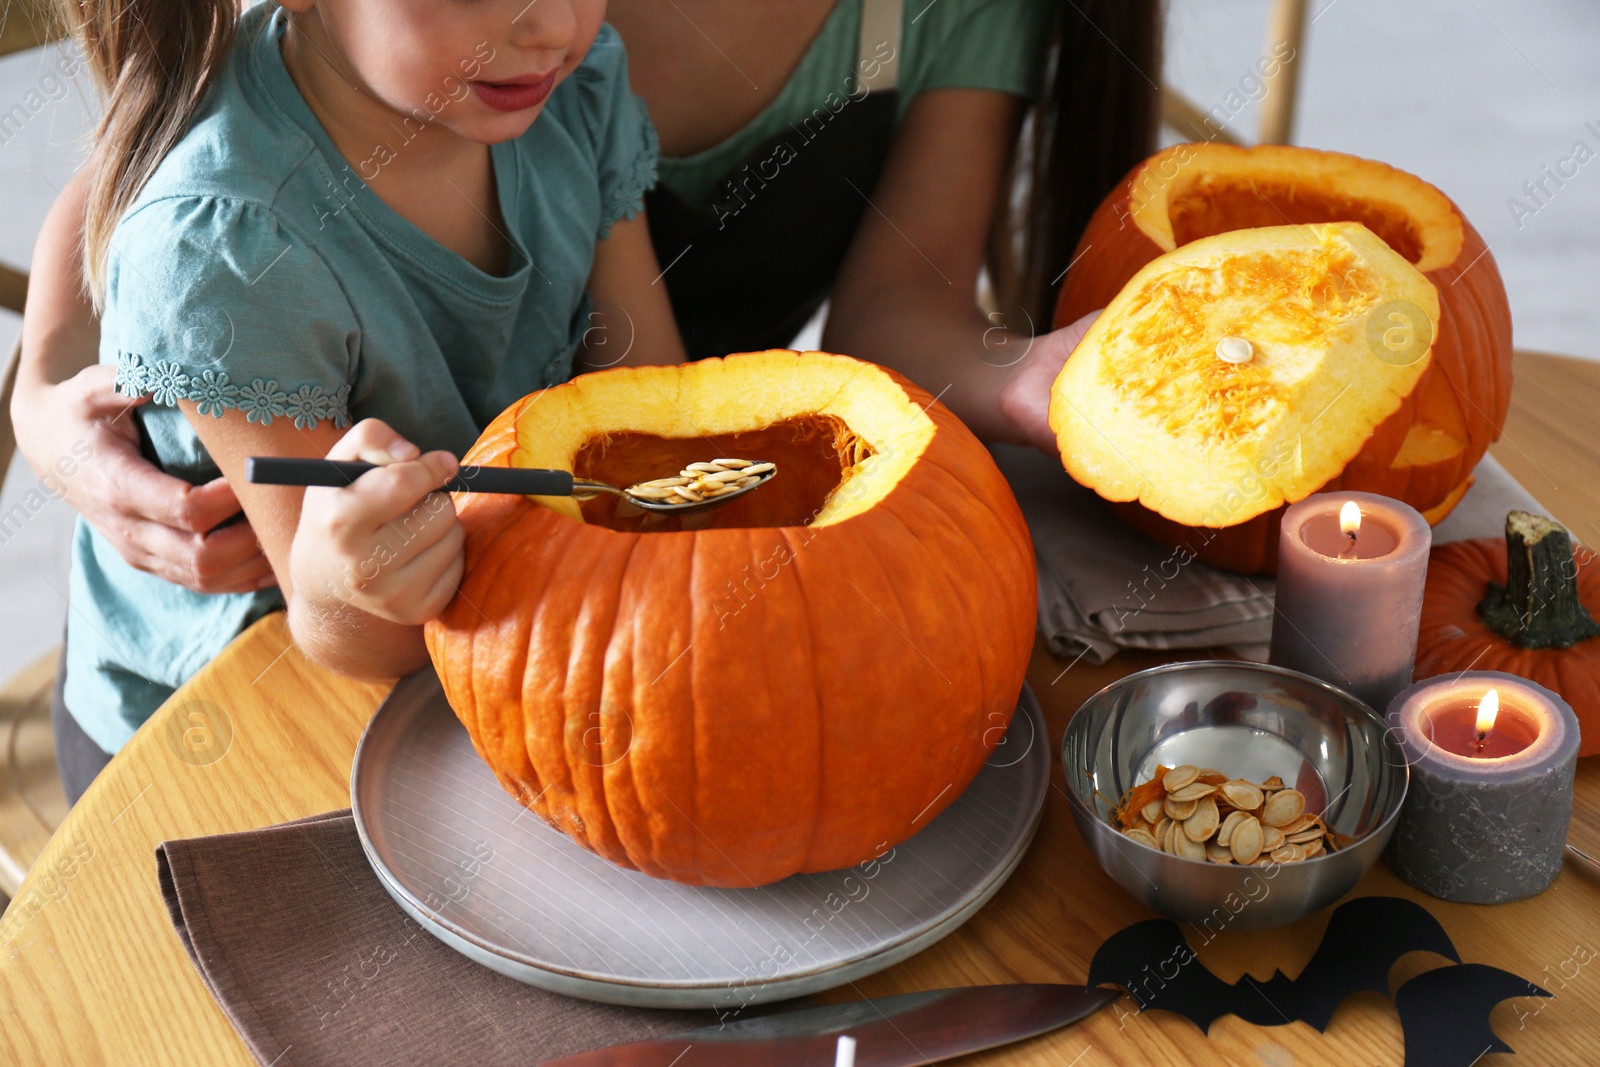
[{"x1": 1478, "y1": 510, "x2": 1600, "y2": 649}]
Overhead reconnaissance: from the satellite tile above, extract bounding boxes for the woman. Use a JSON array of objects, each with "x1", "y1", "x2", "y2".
[{"x1": 15, "y1": 0, "x2": 1161, "y2": 799}]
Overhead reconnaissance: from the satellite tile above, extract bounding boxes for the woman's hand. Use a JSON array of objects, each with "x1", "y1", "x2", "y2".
[
  {"x1": 996, "y1": 310, "x2": 1099, "y2": 455},
  {"x1": 12, "y1": 363, "x2": 274, "y2": 593},
  {"x1": 14, "y1": 161, "x2": 273, "y2": 593},
  {"x1": 289, "y1": 419, "x2": 465, "y2": 627}
]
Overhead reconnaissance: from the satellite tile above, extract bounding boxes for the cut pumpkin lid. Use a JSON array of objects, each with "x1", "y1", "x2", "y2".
[{"x1": 1049, "y1": 222, "x2": 1440, "y2": 528}]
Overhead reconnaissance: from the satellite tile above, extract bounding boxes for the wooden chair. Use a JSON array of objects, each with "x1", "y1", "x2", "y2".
[
  {"x1": 1162, "y1": 0, "x2": 1308, "y2": 146},
  {"x1": 1, "y1": 0, "x2": 67, "y2": 314},
  {"x1": 0, "y1": 0, "x2": 71, "y2": 901},
  {"x1": 0, "y1": 339, "x2": 69, "y2": 902}
]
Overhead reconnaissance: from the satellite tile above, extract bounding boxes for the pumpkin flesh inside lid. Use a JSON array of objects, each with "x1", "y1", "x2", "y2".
[
  {"x1": 1050, "y1": 222, "x2": 1440, "y2": 528},
  {"x1": 506, "y1": 351, "x2": 936, "y2": 532}
]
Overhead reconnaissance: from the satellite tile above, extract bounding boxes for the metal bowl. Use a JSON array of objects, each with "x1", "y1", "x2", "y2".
[{"x1": 1060, "y1": 660, "x2": 1408, "y2": 930}]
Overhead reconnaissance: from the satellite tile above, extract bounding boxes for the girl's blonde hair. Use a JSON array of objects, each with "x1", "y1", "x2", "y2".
[{"x1": 61, "y1": 0, "x2": 239, "y2": 307}]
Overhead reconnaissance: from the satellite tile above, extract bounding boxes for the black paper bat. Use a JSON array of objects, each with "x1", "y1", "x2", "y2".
[
  {"x1": 1089, "y1": 896, "x2": 1460, "y2": 1032},
  {"x1": 1087, "y1": 896, "x2": 1550, "y2": 1067},
  {"x1": 1396, "y1": 962, "x2": 1553, "y2": 1065}
]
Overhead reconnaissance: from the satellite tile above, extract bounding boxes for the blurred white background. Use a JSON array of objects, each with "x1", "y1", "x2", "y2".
[{"x1": 2, "y1": 0, "x2": 1598, "y2": 686}]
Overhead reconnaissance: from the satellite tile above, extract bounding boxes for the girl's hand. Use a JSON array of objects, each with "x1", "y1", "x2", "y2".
[
  {"x1": 997, "y1": 310, "x2": 1100, "y2": 455},
  {"x1": 289, "y1": 419, "x2": 465, "y2": 626}
]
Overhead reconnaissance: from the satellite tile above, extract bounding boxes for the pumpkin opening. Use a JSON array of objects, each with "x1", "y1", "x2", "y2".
[
  {"x1": 1127, "y1": 143, "x2": 1464, "y2": 272},
  {"x1": 572, "y1": 415, "x2": 875, "y2": 532},
  {"x1": 506, "y1": 351, "x2": 936, "y2": 532},
  {"x1": 1167, "y1": 181, "x2": 1425, "y2": 265},
  {"x1": 1051, "y1": 222, "x2": 1439, "y2": 528}
]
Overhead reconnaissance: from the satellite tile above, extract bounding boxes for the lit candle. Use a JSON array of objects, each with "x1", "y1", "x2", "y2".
[
  {"x1": 1386, "y1": 671, "x2": 1580, "y2": 903},
  {"x1": 1269, "y1": 492, "x2": 1432, "y2": 711}
]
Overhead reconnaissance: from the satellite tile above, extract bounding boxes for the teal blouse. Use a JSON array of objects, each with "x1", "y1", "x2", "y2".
[{"x1": 66, "y1": 4, "x2": 658, "y2": 751}]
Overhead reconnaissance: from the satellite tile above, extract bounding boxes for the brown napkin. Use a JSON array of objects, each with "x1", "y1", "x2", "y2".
[
  {"x1": 157, "y1": 810, "x2": 717, "y2": 1066},
  {"x1": 989, "y1": 444, "x2": 1546, "y2": 665}
]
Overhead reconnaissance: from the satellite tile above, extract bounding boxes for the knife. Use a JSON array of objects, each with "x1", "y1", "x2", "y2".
[{"x1": 540, "y1": 983, "x2": 1119, "y2": 1066}]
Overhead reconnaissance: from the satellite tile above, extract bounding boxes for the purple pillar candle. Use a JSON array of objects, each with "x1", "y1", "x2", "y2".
[
  {"x1": 1385, "y1": 672, "x2": 1579, "y2": 903},
  {"x1": 1269, "y1": 491, "x2": 1431, "y2": 711}
]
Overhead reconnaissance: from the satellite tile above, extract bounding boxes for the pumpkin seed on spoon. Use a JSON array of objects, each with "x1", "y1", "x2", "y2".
[{"x1": 574, "y1": 459, "x2": 777, "y2": 515}]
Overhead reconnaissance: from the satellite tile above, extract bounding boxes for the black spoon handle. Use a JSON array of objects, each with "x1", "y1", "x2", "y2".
[{"x1": 245, "y1": 456, "x2": 575, "y2": 496}]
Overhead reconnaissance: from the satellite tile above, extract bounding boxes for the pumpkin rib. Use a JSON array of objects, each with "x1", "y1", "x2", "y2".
[
  {"x1": 1459, "y1": 222, "x2": 1513, "y2": 441},
  {"x1": 880, "y1": 490, "x2": 1018, "y2": 814},
  {"x1": 853, "y1": 377, "x2": 1030, "y2": 762},
  {"x1": 871, "y1": 511, "x2": 973, "y2": 699},
  {"x1": 1441, "y1": 257, "x2": 1485, "y2": 463},
  {"x1": 788, "y1": 529, "x2": 840, "y2": 879},
  {"x1": 652, "y1": 531, "x2": 694, "y2": 880},
  {"x1": 910, "y1": 404, "x2": 1036, "y2": 640},
  {"x1": 943, "y1": 455, "x2": 1035, "y2": 710},
  {"x1": 836, "y1": 516, "x2": 952, "y2": 843},
  {"x1": 508, "y1": 526, "x2": 560, "y2": 815},
  {"x1": 671, "y1": 533, "x2": 709, "y2": 880},
  {"x1": 750, "y1": 528, "x2": 822, "y2": 879},
  {"x1": 600, "y1": 530, "x2": 653, "y2": 875},
  {"x1": 774, "y1": 524, "x2": 831, "y2": 875},
  {"x1": 774, "y1": 524, "x2": 838, "y2": 876},
  {"x1": 561, "y1": 529, "x2": 642, "y2": 862},
  {"x1": 872, "y1": 470, "x2": 1001, "y2": 723},
  {"x1": 620, "y1": 532, "x2": 678, "y2": 877},
  {"x1": 514, "y1": 521, "x2": 577, "y2": 836},
  {"x1": 530, "y1": 522, "x2": 602, "y2": 849},
  {"x1": 622, "y1": 536, "x2": 673, "y2": 877},
  {"x1": 433, "y1": 495, "x2": 521, "y2": 752},
  {"x1": 915, "y1": 437, "x2": 1028, "y2": 556},
  {"x1": 452, "y1": 505, "x2": 539, "y2": 801}
]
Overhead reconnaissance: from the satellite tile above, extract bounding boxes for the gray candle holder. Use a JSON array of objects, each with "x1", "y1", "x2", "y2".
[{"x1": 1385, "y1": 672, "x2": 1579, "y2": 903}]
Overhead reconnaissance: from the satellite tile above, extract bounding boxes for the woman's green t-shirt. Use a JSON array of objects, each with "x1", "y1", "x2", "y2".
[{"x1": 658, "y1": 0, "x2": 1055, "y2": 207}]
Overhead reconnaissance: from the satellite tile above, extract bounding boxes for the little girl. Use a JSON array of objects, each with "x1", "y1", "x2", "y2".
[{"x1": 58, "y1": 0, "x2": 684, "y2": 768}]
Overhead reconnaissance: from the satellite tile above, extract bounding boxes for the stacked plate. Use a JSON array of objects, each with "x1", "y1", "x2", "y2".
[{"x1": 351, "y1": 669, "x2": 1048, "y2": 1008}]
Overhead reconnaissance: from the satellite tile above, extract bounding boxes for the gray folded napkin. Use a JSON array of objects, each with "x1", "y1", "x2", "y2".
[
  {"x1": 157, "y1": 811, "x2": 719, "y2": 1066},
  {"x1": 989, "y1": 445, "x2": 1545, "y2": 665}
]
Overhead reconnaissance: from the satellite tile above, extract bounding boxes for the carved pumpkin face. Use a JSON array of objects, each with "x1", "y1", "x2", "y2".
[
  {"x1": 425, "y1": 351, "x2": 1037, "y2": 886},
  {"x1": 1054, "y1": 144, "x2": 1512, "y2": 574}
]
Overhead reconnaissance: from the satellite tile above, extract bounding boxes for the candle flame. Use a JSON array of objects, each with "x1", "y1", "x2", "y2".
[
  {"x1": 1340, "y1": 501, "x2": 1362, "y2": 537},
  {"x1": 1476, "y1": 689, "x2": 1500, "y2": 739}
]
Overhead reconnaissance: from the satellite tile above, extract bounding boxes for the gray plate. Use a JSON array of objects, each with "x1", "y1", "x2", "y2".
[{"x1": 350, "y1": 669, "x2": 1048, "y2": 1008}]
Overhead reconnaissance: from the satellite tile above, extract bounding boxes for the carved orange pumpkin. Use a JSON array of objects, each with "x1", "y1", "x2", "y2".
[
  {"x1": 424, "y1": 351, "x2": 1038, "y2": 886},
  {"x1": 1053, "y1": 144, "x2": 1512, "y2": 574}
]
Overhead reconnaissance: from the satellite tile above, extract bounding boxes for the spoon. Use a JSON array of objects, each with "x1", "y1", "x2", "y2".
[{"x1": 245, "y1": 456, "x2": 777, "y2": 515}]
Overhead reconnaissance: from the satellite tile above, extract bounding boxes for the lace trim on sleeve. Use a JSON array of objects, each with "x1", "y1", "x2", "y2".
[{"x1": 115, "y1": 352, "x2": 353, "y2": 430}]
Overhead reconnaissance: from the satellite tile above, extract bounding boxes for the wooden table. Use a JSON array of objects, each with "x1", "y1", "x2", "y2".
[{"x1": 4, "y1": 352, "x2": 1599, "y2": 1066}]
